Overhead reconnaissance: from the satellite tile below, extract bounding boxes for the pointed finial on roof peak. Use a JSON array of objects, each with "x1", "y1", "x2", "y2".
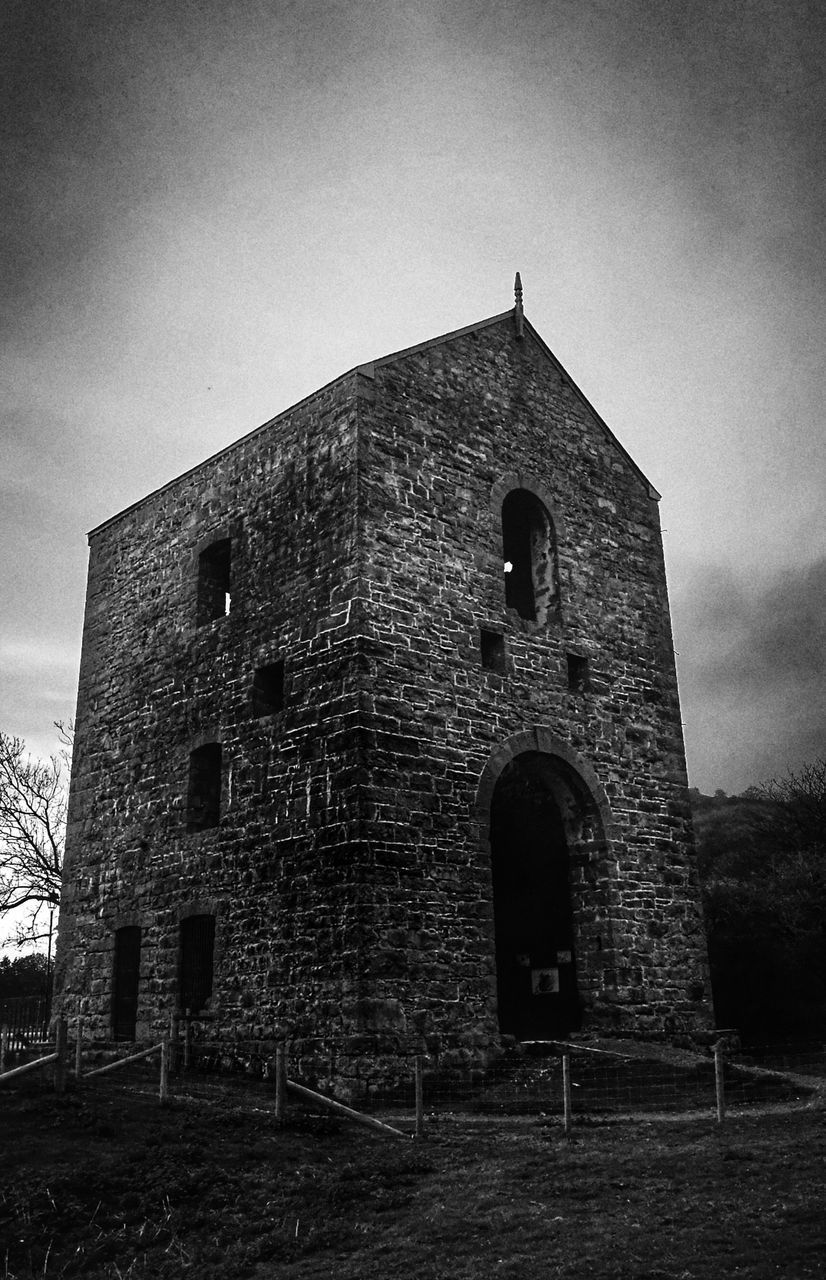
[{"x1": 514, "y1": 271, "x2": 524, "y2": 339}]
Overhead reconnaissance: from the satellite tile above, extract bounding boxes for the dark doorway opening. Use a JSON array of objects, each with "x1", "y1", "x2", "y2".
[
  {"x1": 490, "y1": 753, "x2": 580, "y2": 1038},
  {"x1": 112, "y1": 925, "x2": 141, "y2": 1041}
]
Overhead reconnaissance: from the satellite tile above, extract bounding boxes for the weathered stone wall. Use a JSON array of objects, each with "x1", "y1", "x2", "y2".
[
  {"x1": 354, "y1": 317, "x2": 711, "y2": 1046},
  {"x1": 56, "y1": 373, "x2": 371, "y2": 1047},
  {"x1": 55, "y1": 309, "x2": 713, "y2": 1063}
]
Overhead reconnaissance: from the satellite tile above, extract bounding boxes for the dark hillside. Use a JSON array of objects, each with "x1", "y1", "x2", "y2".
[{"x1": 690, "y1": 765, "x2": 826, "y2": 1040}]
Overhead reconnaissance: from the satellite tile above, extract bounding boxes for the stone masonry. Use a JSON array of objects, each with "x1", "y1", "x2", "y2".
[{"x1": 54, "y1": 295, "x2": 714, "y2": 1068}]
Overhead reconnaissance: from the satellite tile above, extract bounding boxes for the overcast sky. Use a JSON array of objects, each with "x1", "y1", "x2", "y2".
[{"x1": 2, "y1": 0, "x2": 824, "y2": 798}]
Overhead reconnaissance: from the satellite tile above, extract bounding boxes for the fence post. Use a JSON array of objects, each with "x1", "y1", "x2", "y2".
[
  {"x1": 714, "y1": 1042, "x2": 726, "y2": 1125},
  {"x1": 159, "y1": 1036, "x2": 170, "y2": 1106},
  {"x1": 274, "y1": 1043, "x2": 287, "y2": 1122},
  {"x1": 54, "y1": 1016, "x2": 68, "y2": 1096},
  {"x1": 414, "y1": 1055, "x2": 425, "y2": 1139},
  {"x1": 74, "y1": 1015, "x2": 83, "y2": 1078},
  {"x1": 169, "y1": 1011, "x2": 180, "y2": 1074},
  {"x1": 562, "y1": 1053, "x2": 572, "y2": 1135},
  {"x1": 0, "y1": 1025, "x2": 8, "y2": 1075}
]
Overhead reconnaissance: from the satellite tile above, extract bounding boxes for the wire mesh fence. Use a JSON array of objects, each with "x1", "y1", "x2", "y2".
[
  {"x1": 348, "y1": 1042, "x2": 821, "y2": 1120},
  {"x1": 144, "y1": 1033, "x2": 825, "y2": 1126},
  {"x1": 4, "y1": 1017, "x2": 824, "y2": 1131},
  {"x1": 734, "y1": 1041, "x2": 826, "y2": 1080}
]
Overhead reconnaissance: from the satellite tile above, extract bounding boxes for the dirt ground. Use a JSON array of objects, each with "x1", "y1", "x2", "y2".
[{"x1": 2, "y1": 1079, "x2": 825, "y2": 1279}]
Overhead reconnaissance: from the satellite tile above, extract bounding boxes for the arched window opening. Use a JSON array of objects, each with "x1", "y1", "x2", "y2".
[{"x1": 501, "y1": 489, "x2": 559, "y2": 623}]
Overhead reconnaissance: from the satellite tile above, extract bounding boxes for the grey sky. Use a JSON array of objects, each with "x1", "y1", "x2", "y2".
[{"x1": 2, "y1": 0, "x2": 824, "y2": 794}]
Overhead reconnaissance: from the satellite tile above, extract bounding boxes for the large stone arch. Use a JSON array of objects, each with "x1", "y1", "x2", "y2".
[
  {"x1": 476, "y1": 729, "x2": 618, "y2": 1037},
  {"x1": 489, "y1": 475, "x2": 566, "y2": 545},
  {"x1": 475, "y1": 729, "x2": 614, "y2": 831}
]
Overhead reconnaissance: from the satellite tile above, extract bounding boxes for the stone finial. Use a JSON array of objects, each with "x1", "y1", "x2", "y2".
[{"x1": 514, "y1": 272, "x2": 524, "y2": 339}]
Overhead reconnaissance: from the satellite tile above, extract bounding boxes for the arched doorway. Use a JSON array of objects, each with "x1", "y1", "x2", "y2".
[
  {"x1": 490, "y1": 752, "x2": 581, "y2": 1038},
  {"x1": 478, "y1": 730, "x2": 615, "y2": 1041}
]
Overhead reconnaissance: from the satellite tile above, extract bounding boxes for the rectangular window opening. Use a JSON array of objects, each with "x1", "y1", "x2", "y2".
[
  {"x1": 252, "y1": 659, "x2": 285, "y2": 716},
  {"x1": 179, "y1": 914, "x2": 216, "y2": 1015},
  {"x1": 112, "y1": 925, "x2": 141, "y2": 1041},
  {"x1": 197, "y1": 539, "x2": 232, "y2": 626},
  {"x1": 480, "y1": 628, "x2": 506, "y2": 674},
  {"x1": 566, "y1": 653, "x2": 590, "y2": 692},
  {"x1": 187, "y1": 743, "x2": 222, "y2": 831}
]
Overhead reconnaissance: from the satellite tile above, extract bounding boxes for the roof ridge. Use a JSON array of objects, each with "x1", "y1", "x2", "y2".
[{"x1": 88, "y1": 305, "x2": 659, "y2": 538}]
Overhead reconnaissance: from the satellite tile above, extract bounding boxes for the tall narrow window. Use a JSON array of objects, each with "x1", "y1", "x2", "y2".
[
  {"x1": 179, "y1": 914, "x2": 216, "y2": 1014},
  {"x1": 480, "y1": 628, "x2": 506, "y2": 674},
  {"x1": 502, "y1": 489, "x2": 559, "y2": 624},
  {"x1": 112, "y1": 925, "x2": 141, "y2": 1041},
  {"x1": 187, "y1": 743, "x2": 222, "y2": 831},
  {"x1": 197, "y1": 538, "x2": 231, "y2": 626},
  {"x1": 567, "y1": 653, "x2": 590, "y2": 692},
  {"x1": 252, "y1": 660, "x2": 285, "y2": 716}
]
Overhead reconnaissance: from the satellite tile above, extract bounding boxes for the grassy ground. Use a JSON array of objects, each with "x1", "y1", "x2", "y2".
[{"x1": 2, "y1": 1080, "x2": 825, "y2": 1279}]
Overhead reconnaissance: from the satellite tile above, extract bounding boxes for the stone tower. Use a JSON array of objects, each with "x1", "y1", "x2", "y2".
[{"x1": 54, "y1": 286, "x2": 713, "y2": 1063}]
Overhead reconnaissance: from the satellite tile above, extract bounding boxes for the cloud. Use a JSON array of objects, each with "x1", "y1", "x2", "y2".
[
  {"x1": 1, "y1": 0, "x2": 823, "y2": 799},
  {"x1": 674, "y1": 557, "x2": 826, "y2": 791},
  {"x1": 0, "y1": 639, "x2": 79, "y2": 672}
]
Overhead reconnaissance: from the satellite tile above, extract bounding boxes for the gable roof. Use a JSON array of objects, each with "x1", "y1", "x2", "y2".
[
  {"x1": 89, "y1": 306, "x2": 659, "y2": 537},
  {"x1": 356, "y1": 309, "x2": 660, "y2": 501}
]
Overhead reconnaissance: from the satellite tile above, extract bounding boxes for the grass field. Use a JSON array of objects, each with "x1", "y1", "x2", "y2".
[{"x1": 2, "y1": 1082, "x2": 825, "y2": 1279}]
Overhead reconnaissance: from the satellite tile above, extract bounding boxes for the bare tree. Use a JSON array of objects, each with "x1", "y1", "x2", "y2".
[
  {"x1": 0, "y1": 726, "x2": 70, "y2": 946},
  {"x1": 757, "y1": 757, "x2": 826, "y2": 852}
]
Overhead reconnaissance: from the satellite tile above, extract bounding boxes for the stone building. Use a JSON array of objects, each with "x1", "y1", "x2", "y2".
[{"x1": 54, "y1": 282, "x2": 713, "y2": 1063}]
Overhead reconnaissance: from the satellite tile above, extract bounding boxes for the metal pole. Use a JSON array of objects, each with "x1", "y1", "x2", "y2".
[
  {"x1": 562, "y1": 1053, "x2": 572, "y2": 1135},
  {"x1": 74, "y1": 1015, "x2": 83, "y2": 1078}
]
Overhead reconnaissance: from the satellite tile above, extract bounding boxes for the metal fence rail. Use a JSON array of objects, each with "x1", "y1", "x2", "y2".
[{"x1": 0, "y1": 995, "x2": 51, "y2": 1053}]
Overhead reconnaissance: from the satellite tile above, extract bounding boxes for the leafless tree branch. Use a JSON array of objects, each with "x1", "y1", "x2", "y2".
[{"x1": 0, "y1": 726, "x2": 70, "y2": 946}]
